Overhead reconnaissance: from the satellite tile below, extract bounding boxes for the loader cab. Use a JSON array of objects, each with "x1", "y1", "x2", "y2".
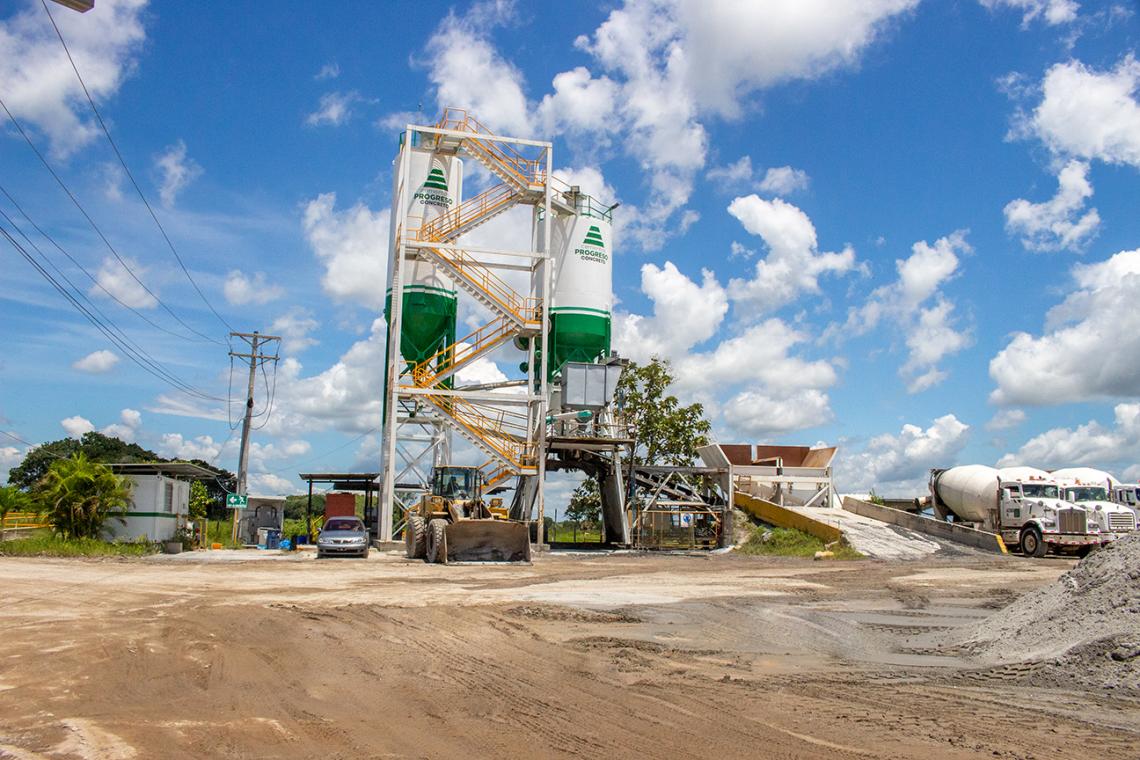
[{"x1": 433, "y1": 466, "x2": 482, "y2": 501}]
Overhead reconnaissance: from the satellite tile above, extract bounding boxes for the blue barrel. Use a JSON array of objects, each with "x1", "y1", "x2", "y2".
[{"x1": 266, "y1": 529, "x2": 282, "y2": 550}]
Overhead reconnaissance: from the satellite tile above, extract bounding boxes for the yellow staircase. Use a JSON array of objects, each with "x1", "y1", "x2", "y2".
[{"x1": 395, "y1": 109, "x2": 559, "y2": 478}]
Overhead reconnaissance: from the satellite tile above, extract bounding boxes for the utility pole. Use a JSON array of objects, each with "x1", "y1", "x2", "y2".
[{"x1": 229, "y1": 330, "x2": 281, "y2": 543}]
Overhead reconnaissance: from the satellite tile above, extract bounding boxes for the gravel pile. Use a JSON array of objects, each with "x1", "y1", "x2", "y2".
[{"x1": 952, "y1": 533, "x2": 1140, "y2": 692}]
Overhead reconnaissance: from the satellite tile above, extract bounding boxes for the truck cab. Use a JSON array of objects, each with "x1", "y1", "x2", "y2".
[
  {"x1": 1111, "y1": 484, "x2": 1140, "y2": 517},
  {"x1": 997, "y1": 477, "x2": 1106, "y2": 556},
  {"x1": 1058, "y1": 482, "x2": 1136, "y2": 537}
]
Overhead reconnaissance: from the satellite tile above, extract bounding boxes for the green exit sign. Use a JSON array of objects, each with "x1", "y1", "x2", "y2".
[{"x1": 226, "y1": 493, "x2": 248, "y2": 508}]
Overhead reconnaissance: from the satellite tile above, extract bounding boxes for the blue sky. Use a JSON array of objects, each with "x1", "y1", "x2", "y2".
[{"x1": 2, "y1": 0, "x2": 1139, "y2": 497}]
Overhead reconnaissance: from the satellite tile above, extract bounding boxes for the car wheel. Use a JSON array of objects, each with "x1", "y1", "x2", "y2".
[
  {"x1": 426, "y1": 519, "x2": 448, "y2": 564},
  {"x1": 362, "y1": 547, "x2": 370, "y2": 559},
  {"x1": 1020, "y1": 527, "x2": 1046, "y2": 558},
  {"x1": 405, "y1": 514, "x2": 427, "y2": 559}
]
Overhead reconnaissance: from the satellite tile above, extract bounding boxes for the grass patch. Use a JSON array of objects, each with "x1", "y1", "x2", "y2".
[
  {"x1": 0, "y1": 531, "x2": 158, "y2": 557},
  {"x1": 737, "y1": 525, "x2": 863, "y2": 560}
]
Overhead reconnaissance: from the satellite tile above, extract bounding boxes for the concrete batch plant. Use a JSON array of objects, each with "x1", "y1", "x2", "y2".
[{"x1": 378, "y1": 109, "x2": 634, "y2": 547}]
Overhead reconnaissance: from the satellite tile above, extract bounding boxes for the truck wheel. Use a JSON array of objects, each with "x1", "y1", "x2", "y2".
[
  {"x1": 426, "y1": 519, "x2": 448, "y2": 564},
  {"x1": 405, "y1": 514, "x2": 427, "y2": 559},
  {"x1": 1020, "y1": 527, "x2": 1047, "y2": 558}
]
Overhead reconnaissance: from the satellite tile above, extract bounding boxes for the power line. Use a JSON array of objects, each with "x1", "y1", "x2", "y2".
[
  {"x1": 40, "y1": 0, "x2": 236, "y2": 337},
  {"x1": 0, "y1": 207, "x2": 223, "y2": 401},
  {"x1": 0, "y1": 97, "x2": 223, "y2": 346},
  {"x1": 0, "y1": 218, "x2": 225, "y2": 402},
  {"x1": 0, "y1": 184, "x2": 211, "y2": 345}
]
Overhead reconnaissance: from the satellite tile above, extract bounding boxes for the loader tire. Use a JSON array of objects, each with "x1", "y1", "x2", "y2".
[
  {"x1": 405, "y1": 514, "x2": 427, "y2": 559},
  {"x1": 426, "y1": 519, "x2": 448, "y2": 564}
]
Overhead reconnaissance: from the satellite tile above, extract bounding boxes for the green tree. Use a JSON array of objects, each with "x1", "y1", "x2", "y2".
[
  {"x1": 7, "y1": 432, "x2": 159, "y2": 490},
  {"x1": 189, "y1": 480, "x2": 213, "y2": 521},
  {"x1": 566, "y1": 478, "x2": 601, "y2": 525},
  {"x1": 619, "y1": 357, "x2": 712, "y2": 466},
  {"x1": 33, "y1": 454, "x2": 133, "y2": 540}
]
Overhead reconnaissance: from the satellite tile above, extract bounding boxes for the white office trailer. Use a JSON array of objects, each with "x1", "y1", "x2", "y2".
[{"x1": 105, "y1": 462, "x2": 217, "y2": 542}]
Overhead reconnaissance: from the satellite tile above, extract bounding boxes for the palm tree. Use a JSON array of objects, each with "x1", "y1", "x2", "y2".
[
  {"x1": 34, "y1": 454, "x2": 132, "y2": 540},
  {"x1": 0, "y1": 485, "x2": 31, "y2": 540}
]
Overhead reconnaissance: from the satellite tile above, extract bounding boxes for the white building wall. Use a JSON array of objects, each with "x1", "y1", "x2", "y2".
[{"x1": 106, "y1": 474, "x2": 189, "y2": 542}]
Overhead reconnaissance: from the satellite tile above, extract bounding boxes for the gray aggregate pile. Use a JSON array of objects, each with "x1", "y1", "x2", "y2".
[{"x1": 951, "y1": 533, "x2": 1140, "y2": 692}]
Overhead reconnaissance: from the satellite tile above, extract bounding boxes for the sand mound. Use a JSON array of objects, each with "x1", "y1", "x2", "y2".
[{"x1": 951, "y1": 533, "x2": 1140, "y2": 692}]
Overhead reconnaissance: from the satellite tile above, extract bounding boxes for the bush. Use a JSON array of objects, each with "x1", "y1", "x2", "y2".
[
  {"x1": 0, "y1": 532, "x2": 157, "y2": 557},
  {"x1": 737, "y1": 525, "x2": 863, "y2": 560},
  {"x1": 33, "y1": 454, "x2": 132, "y2": 540}
]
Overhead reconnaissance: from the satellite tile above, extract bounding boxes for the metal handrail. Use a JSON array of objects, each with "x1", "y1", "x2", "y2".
[
  {"x1": 417, "y1": 182, "x2": 518, "y2": 243},
  {"x1": 410, "y1": 316, "x2": 514, "y2": 388}
]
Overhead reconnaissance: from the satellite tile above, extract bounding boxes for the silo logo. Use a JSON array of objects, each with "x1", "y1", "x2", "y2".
[
  {"x1": 575, "y1": 225, "x2": 608, "y2": 263},
  {"x1": 414, "y1": 166, "x2": 453, "y2": 207}
]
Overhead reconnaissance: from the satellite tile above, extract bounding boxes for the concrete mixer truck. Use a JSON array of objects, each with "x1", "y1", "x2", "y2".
[
  {"x1": 929, "y1": 465, "x2": 1110, "y2": 557},
  {"x1": 1051, "y1": 467, "x2": 1136, "y2": 537}
]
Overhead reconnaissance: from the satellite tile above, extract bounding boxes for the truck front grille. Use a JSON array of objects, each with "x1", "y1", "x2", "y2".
[
  {"x1": 1058, "y1": 508, "x2": 1088, "y2": 534},
  {"x1": 1109, "y1": 512, "x2": 1136, "y2": 532}
]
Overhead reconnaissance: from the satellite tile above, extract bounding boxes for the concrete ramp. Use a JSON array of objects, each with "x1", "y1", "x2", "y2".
[
  {"x1": 842, "y1": 497, "x2": 1007, "y2": 554},
  {"x1": 792, "y1": 505, "x2": 942, "y2": 560}
]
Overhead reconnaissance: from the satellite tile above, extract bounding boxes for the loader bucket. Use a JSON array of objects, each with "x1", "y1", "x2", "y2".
[{"x1": 444, "y1": 520, "x2": 532, "y2": 563}]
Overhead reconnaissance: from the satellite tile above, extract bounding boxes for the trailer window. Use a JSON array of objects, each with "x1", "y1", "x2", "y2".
[{"x1": 1022, "y1": 483, "x2": 1058, "y2": 499}]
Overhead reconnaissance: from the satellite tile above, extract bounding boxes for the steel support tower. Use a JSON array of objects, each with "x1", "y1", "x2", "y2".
[{"x1": 380, "y1": 110, "x2": 564, "y2": 544}]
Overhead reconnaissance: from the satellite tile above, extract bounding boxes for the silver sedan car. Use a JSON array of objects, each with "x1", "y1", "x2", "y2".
[{"x1": 316, "y1": 516, "x2": 370, "y2": 558}]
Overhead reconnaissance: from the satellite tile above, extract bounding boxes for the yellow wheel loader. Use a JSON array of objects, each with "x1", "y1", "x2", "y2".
[{"x1": 404, "y1": 466, "x2": 532, "y2": 563}]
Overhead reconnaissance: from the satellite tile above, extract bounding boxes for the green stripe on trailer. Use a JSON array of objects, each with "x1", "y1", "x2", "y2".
[{"x1": 123, "y1": 512, "x2": 180, "y2": 519}]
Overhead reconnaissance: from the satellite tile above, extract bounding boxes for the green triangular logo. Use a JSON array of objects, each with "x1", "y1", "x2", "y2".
[
  {"x1": 423, "y1": 167, "x2": 449, "y2": 191},
  {"x1": 583, "y1": 225, "x2": 604, "y2": 248}
]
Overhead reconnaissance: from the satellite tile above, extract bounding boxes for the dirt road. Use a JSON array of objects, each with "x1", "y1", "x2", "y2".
[{"x1": 0, "y1": 550, "x2": 1137, "y2": 759}]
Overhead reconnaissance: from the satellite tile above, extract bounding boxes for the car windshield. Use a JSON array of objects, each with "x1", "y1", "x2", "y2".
[
  {"x1": 1064, "y1": 487, "x2": 1107, "y2": 502},
  {"x1": 324, "y1": 519, "x2": 363, "y2": 532},
  {"x1": 1022, "y1": 483, "x2": 1059, "y2": 498}
]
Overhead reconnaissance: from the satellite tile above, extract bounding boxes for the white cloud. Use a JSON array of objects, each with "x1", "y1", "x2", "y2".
[
  {"x1": 1020, "y1": 55, "x2": 1140, "y2": 169},
  {"x1": 684, "y1": 320, "x2": 838, "y2": 436},
  {"x1": 145, "y1": 394, "x2": 227, "y2": 423},
  {"x1": 726, "y1": 195, "x2": 857, "y2": 313},
  {"x1": 1003, "y1": 160, "x2": 1100, "y2": 252},
  {"x1": 998, "y1": 403, "x2": 1140, "y2": 471},
  {"x1": 101, "y1": 408, "x2": 141, "y2": 442},
  {"x1": 271, "y1": 308, "x2": 320, "y2": 354},
  {"x1": 613, "y1": 261, "x2": 728, "y2": 362},
  {"x1": 990, "y1": 248, "x2": 1140, "y2": 405},
  {"x1": 425, "y1": 10, "x2": 532, "y2": 136},
  {"x1": 1, "y1": 445, "x2": 23, "y2": 483},
  {"x1": 302, "y1": 193, "x2": 389, "y2": 311},
  {"x1": 72, "y1": 349, "x2": 119, "y2": 373},
  {"x1": 247, "y1": 472, "x2": 298, "y2": 496},
  {"x1": 843, "y1": 232, "x2": 972, "y2": 393},
  {"x1": 835, "y1": 414, "x2": 971, "y2": 495},
  {"x1": 158, "y1": 432, "x2": 223, "y2": 462},
  {"x1": 315, "y1": 61, "x2": 340, "y2": 80},
  {"x1": 223, "y1": 270, "x2": 285, "y2": 306},
  {"x1": 674, "y1": 0, "x2": 918, "y2": 118},
  {"x1": 757, "y1": 166, "x2": 810, "y2": 195},
  {"x1": 0, "y1": 0, "x2": 147, "y2": 158},
  {"x1": 721, "y1": 389, "x2": 833, "y2": 437},
  {"x1": 154, "y1": 140, "x2": 203, "y2": 208},
  {"x1": 536, "y1": 66, "x2": 619, "y2": 135},
  {"x1": 706, "y1": 156, "x2": 754, "y2": 187},
  {"x1": 979, "y1": 0, "x2": 1080, "y2": 26},
  {"x1": 986, "y1": 408, "x2": 1027, "y2": 431},
  {"x1": 262, "y1": 318, "x2": 389, "y2": 436},
  {"x1": 90, "y1": 256, "x2": 158, "y2": 308},
  {"x1": 305, "y1": 91, "x2": 363, "y2": 127},
  {"x1": 61, "y1": 415, "x2": 94, "y2": 438}
]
